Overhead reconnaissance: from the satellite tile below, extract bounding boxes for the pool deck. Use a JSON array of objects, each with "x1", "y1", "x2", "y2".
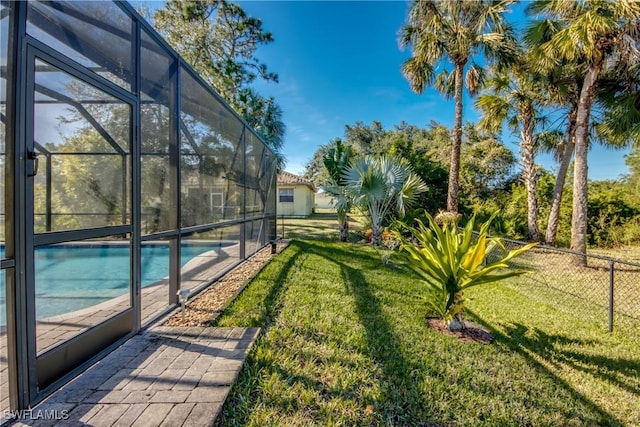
[
  {"x1": 0, "y1": 242, "x2": 249, "y2": 423},
  {"x1": 8, "y1": 326, "x2": 260, "y2": 426}
]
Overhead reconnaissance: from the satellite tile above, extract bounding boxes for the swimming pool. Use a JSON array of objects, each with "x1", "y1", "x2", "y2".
[{"x1": 0, "y1": 241, "x2": 229, "y2": 323}]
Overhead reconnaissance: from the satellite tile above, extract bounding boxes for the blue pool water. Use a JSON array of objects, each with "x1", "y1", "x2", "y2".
[{"x1": 0, "y1": 242, "x2": 224, "y2": 322}]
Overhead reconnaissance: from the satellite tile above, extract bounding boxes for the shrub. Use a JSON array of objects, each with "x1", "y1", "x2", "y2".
[
  {"x1": 343, "y1": 155, "x2": 427, "y2": 246},
  {"x1": 394, "y1": 211, "x2": 537, "y2": 330}
]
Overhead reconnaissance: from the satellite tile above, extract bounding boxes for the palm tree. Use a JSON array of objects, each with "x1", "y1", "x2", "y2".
[
  {"x1": 322, "y1": 139, "x2": 355, "y2": 242},
  {"x1": 343, "y1": 156, "x2": 427, "y2": 246},
  {"x1": 399, "y1": 0, "x2": 517, "y2": 213},
  {"x1": 526, "y1": 19, "x2": 584, "y2": 247},
  {"x1": 529, "y1": 0, "x2": 640, "y2": 265},
  {"x1": 541, "y1": 74, "x2": 638, "y2": 247},
  {"x1": 476, "y1": 58, "x2": 550, "y2": 241},
  {"x1": 543, "y1": 103, "x2": 578, "y2": 246}
]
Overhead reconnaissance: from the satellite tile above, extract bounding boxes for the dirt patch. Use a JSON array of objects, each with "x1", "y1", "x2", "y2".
[
  {"x1": 426, "y1": 318, "x2": 494, "y2": 344},
  {"x1": 163, "y1": 240, "x2": 290, "y2": 327}
]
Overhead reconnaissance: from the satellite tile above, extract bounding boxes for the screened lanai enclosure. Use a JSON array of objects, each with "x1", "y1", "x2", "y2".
[{"x1": 0, "y1": 0, "x2": 277, "y2": 413}]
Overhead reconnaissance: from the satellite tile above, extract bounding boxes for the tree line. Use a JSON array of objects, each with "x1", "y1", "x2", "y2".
[
  {"x1": 304, "y1": 119, "x2": 640, "y2": 250},
  {"x1": 305, "y1": 0, "x2": 639, "y2": 260}
]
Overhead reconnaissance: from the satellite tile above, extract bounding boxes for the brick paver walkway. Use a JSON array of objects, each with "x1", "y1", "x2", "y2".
[
  {"x1": 9, "y1": 326, "x2": 259, "y2": 427},
  {"x1": 1, "y1": 244, "x2": 242, "y2": 416}
]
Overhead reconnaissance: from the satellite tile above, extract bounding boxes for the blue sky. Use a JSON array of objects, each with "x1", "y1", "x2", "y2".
[
  {"x1": 236, "y1": 0, "x2": 631, "y2": 181},
  {"x1": 138, "y1": 0, "x2": 631, "y2": 181}
]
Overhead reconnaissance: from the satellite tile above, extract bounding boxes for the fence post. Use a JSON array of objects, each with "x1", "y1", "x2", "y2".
[
  {"x1": 281, "y1": 215, "x2": 285, "y2": 239},
  {"x1": 608, "y1": 260, "x2": 614, "y2": 333}
]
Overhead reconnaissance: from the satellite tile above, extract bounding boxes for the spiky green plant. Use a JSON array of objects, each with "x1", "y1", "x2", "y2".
[{"x1": 395, "y1": 211, "x2": 537, "y2": 329}]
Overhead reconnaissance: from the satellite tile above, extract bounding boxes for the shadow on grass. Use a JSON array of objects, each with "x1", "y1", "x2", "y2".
[
  {"x1": 340, "y1": 264, "x2": 427, "y2": 424},
  {"x1": 215, "y1": 243, "x2": 308, "y2": 426},
  {"x1": 281, "y1": 214, "x2": 365, "y2": 242},
  {"x1": 211, "y1": 243, "x2": 303, "y2": 328},
  {"x1": 286, "y1": 227, "x2": 339, "y2": 241},
  {"x1": 305, "y1": 241, "x2": 632, "y2": 425},
  {"x1": 504, "y1": 322, "x2": 639, "y2": 397},
  {"x1": 221, "y1": 240, "x2": 631, "y2": 425},
  {"x1": 303, "y1": 242, "x2": 430, "y2": 424},
  {"x1": 468, "y1": 311, "x2": 628, "y2": 426},
  {"x1": 307, "y1": 212, "x2": 339, "y2": 219}
]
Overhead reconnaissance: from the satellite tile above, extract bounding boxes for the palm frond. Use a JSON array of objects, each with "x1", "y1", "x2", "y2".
[
  {"x1": 401, "y1": 0, "x2": 515, "y2": 101},
  {"x1": 397, "y1": 173, "x2": 428, "y2": 216},
  {"x1": 402, "y1": 57, "x2": 436, "y2": 95},
  {"x1": 594, "y1": 91, "x2": 640, "y2": 147},
  {"x1": 475, "y1": 94, "x2": 511, "y2": 133},
  {"x1": 524, "y1": 19, "x2": 561, "y2": 49},
  {"x1": 344, "y1": 155, "x2": 427, "y2": 244},
  {"x1": 434, "y1": 69, "x2": 455, "y2": 98},
  {"x1": 465, "y1": 63, "x2": 485, "y2": 96}
]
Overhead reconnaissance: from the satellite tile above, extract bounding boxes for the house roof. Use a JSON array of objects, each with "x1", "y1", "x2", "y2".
[{"x1": 277, "y1": 171, "x2": 316, "y2": 192}]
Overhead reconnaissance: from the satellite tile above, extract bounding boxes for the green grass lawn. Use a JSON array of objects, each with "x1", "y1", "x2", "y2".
[
  {"x1": 214, "y1": 240, "x2": 640, "y2": 426},
  {"x1": 590, "y1": 245, "x2": 640, "y2": 263},
  {"x1": 498, "y1": 248, "x2": 640, "y2": 325},
  {"x1": 280, "y1": 213, "x2": 366, "y2": 241}
]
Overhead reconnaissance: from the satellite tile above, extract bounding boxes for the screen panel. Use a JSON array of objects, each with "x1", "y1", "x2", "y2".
[{"x1": 27, "y1": 1, "x2": 134, "y2": 91}]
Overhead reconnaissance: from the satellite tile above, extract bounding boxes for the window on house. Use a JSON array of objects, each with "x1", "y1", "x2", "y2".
[{"x1": 279, "y1": 188, "x2": 294, "y2": 203}]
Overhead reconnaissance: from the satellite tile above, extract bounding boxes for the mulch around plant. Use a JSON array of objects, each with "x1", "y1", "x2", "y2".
[
  {"x1": 426, "y1": 318, "x2": 494, "y2": 344},
  {"x1": 162, "y1": 239, "x2": 290, "y2": 327}
]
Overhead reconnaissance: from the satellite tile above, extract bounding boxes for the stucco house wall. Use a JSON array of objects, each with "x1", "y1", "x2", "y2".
[{"x1": 277, "y1": 172, "x2": 316, "y2": 217}]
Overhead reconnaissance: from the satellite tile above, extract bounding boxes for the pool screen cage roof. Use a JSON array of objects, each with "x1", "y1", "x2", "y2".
[{"x1": 1, "y1": 0, "x2": 278, "y2": 230}]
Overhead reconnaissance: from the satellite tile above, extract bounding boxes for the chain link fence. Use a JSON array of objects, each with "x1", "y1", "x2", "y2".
[
  {"x1": 486, "y1": 238, "x2": 640, "y2": 334},
  {"x1": 278, "y1": 214, "x2": 640, "y2": 334}
]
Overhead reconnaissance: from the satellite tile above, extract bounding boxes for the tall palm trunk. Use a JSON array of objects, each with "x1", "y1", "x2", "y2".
[
  {"x1": 571, "y1": 62, "x2": 601, "y2": 266},
  {"x1": 448, "y1": 62, "x2": 465, "y2": 213},
  {"x1": 545, "y1": 106, "x2": 577, "y2": 246},
  {"x1": 520, "y1": 106, "x2": 539, "y2": 241}
]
